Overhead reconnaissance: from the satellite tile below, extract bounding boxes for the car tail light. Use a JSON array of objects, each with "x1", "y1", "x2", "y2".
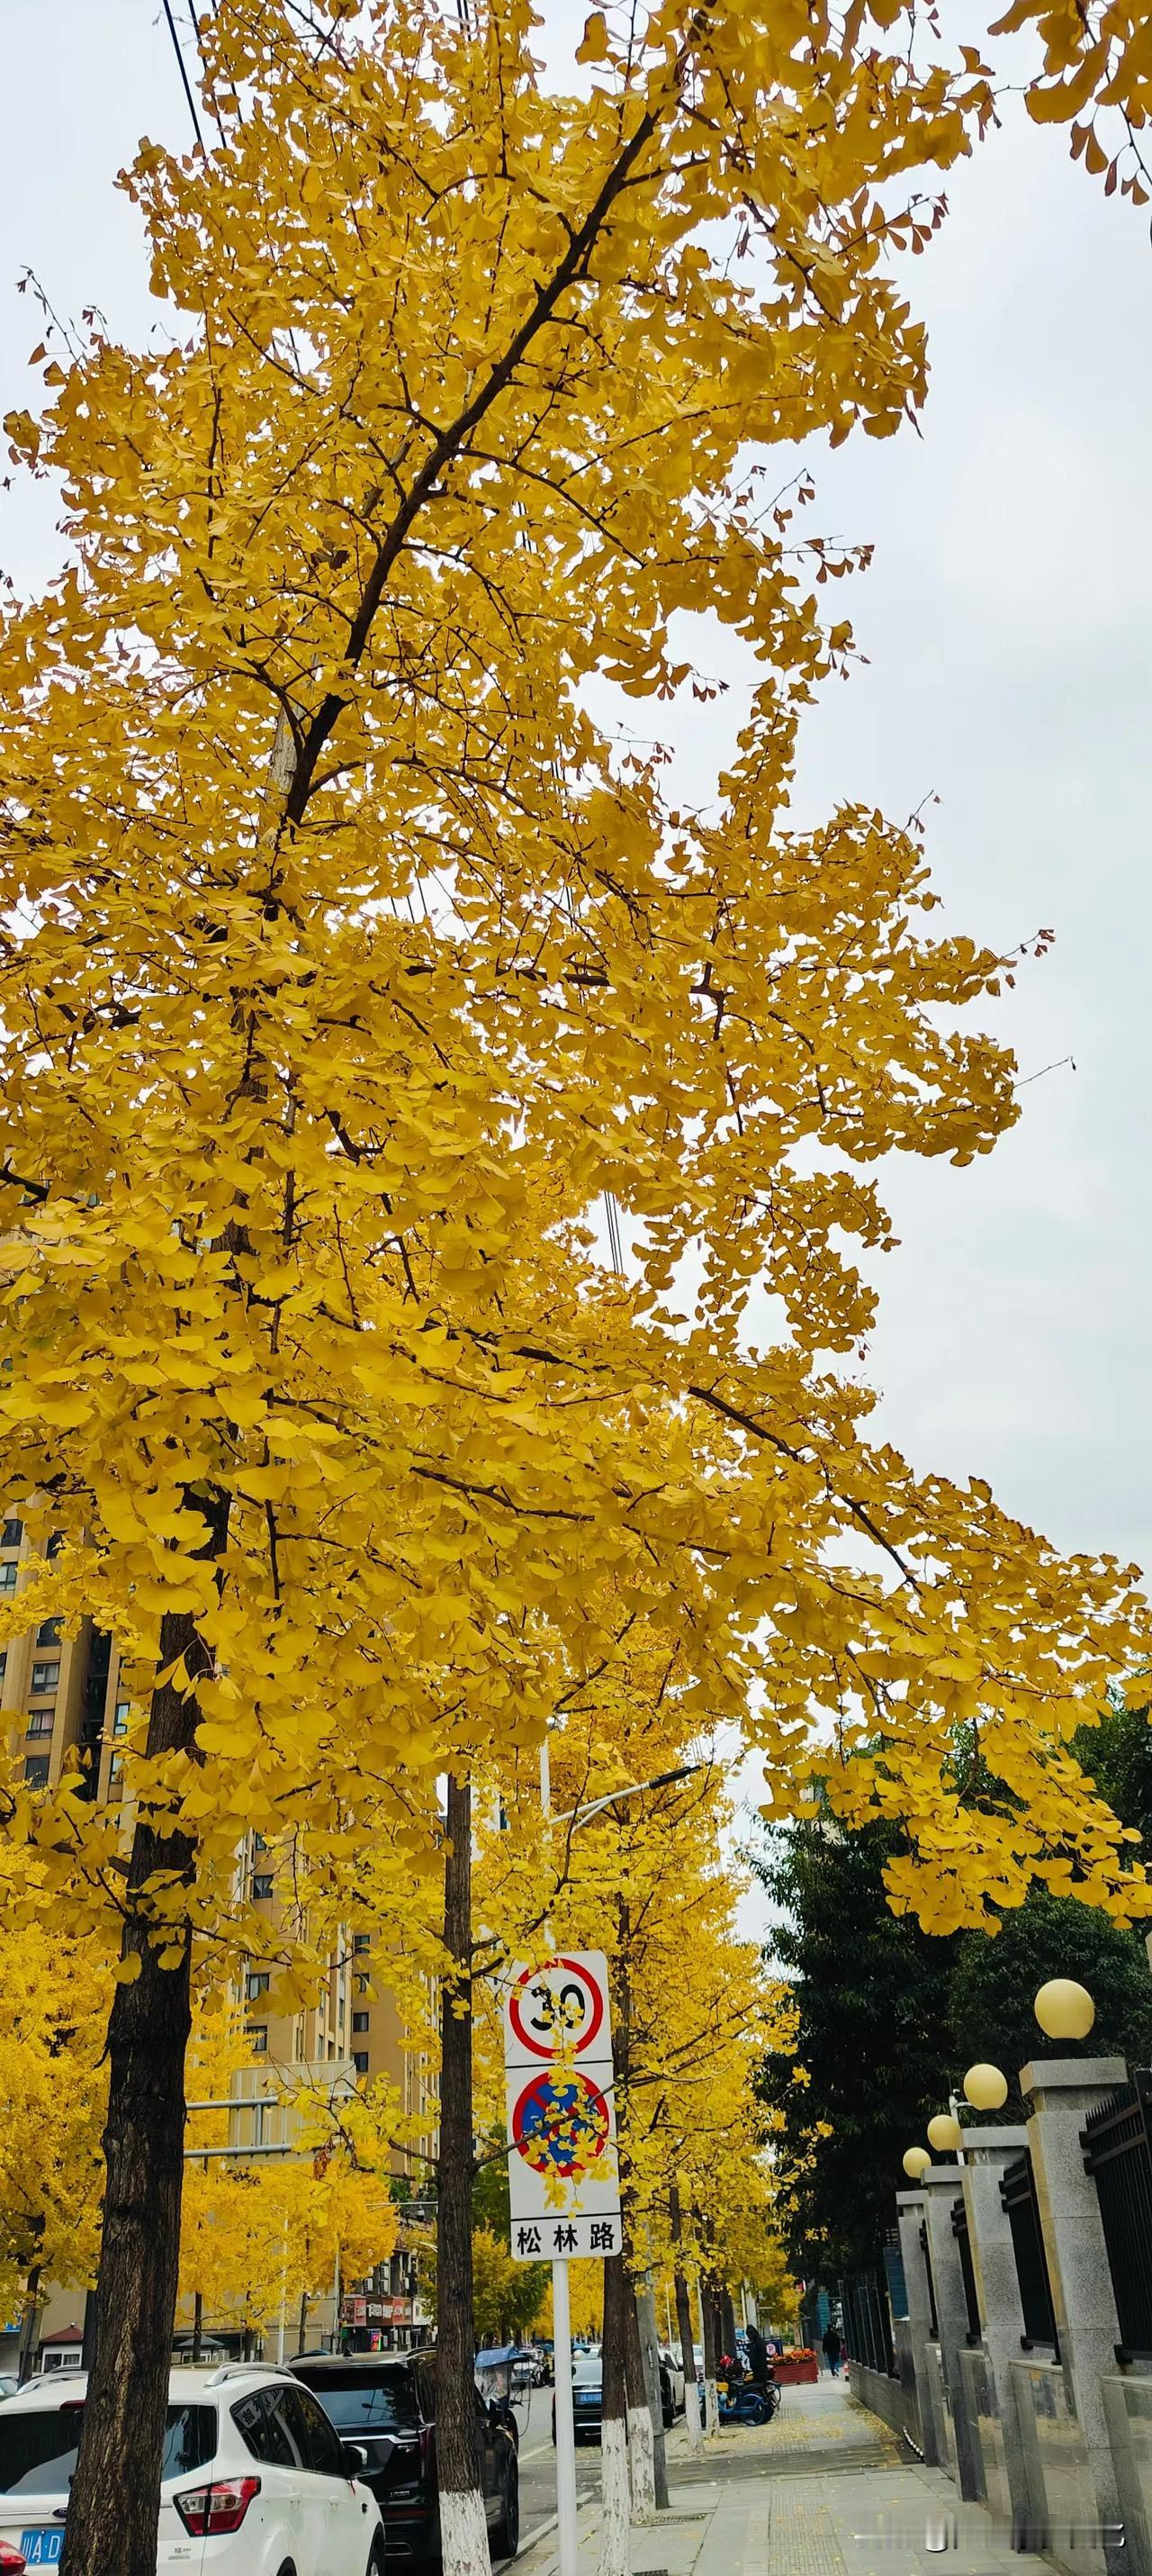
[
  {"x1": 0, "y1": 2545, "x2": 26, "y2": 2571},
  {"x1": 175, "y1": 2474, "x2": 261, "y2": 2535}
]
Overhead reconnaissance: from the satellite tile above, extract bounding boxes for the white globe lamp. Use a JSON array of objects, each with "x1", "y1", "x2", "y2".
[
  {"x1": 1034, "y1": 1979, "x2": 1094, "y2": 2042},
  {"x1": 963, "y1": 2063, "x2": 1009, "y2": 2112},
  {"x1": 926, "y1": 2112, "x2": 963, "y2": 2154}
]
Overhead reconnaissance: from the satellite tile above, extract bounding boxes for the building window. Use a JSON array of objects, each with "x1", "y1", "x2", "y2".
[
  {"x1": 352, "y1": 2052, "x2": 369, "y2": 2076},
  {"x1": 31, "y1": 1661, "x2": 59, "y2": 1694},
  {"x1": 352, "y1": 2011, "x2": 369, "y2": 2034},
  {"x1": 252, "y1": 1874, "x2": 274, "y2": 1901},
  {"x1": 352, "y1": 1934, "x2": 370, "y2": 1955},
  {"x1": 23, "y1": 1756, "x2": 50, "y2": 1789},
  {"x1": 252, "y1": 1833, "x2": 267, "y2": 1852},
  {"x1": 356, "y1": 1975, "x2": 369, "y2": 1995},
  {"x1": 247, "y1": 1972, "x2": 269, "y2": 2000},
  {"x1": 1, "y1": 1519, "x2": 22, "y2": 1550},
  {"x1": 0, "y1": 1652, "x2": 6, "y2": 1683},
  {"x1": 26, "y1": 1710, "x2": 53, "y2": 1738},
  {"x1": 113, "y1": 1700, "x2": 130, "y2": 1738},
  {"x1": 36, "y1": 1619, "x2": 61, "y2": 1647},
  {"x1": 249, "y1": 2026, "x2": 268, "y2": 2056},
  {"x1": 0, "y1": 1563, "x2": 17, "y2": 1592}
]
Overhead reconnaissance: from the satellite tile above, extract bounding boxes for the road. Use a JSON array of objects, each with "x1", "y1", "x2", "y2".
[{"x1": 508, "y1": 2384, "x2": 604, "y2": 2557}]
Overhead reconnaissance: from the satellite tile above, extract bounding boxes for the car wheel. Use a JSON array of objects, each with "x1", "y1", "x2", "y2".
[
  {"x1": 367, "y1": 2548, "x2": 386, "y2": 2576},
  {"x1": 490, "y1": 2455, "x2": 519, "y2": 2560}
]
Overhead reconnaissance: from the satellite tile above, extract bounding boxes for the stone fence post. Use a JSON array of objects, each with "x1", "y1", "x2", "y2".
[
  {"x1": 921, "y1": 2163, "x2": 983, "y2": 2499},
  {"x1": 896, "y1": 2184, "x2": 939, "y2": 2464},
  {"x1": 957, "y1": 2124, "x2": 1031, "y2": 2523},
  {"x1": 1023, "y1": 2056, "x2": 1127, "y2": 2576}
]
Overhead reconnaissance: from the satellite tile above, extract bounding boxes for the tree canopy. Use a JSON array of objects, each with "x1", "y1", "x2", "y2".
[{"x1": 757, "y1": 1725, "x2": 1152, "y2": 2279}]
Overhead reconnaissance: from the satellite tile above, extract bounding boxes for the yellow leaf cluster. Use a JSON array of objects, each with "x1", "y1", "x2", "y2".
[{"x1": 0, "y1": 0, "x2": 1145, "y2": 2038}]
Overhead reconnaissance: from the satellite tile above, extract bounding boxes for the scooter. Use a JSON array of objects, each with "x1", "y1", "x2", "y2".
[{"x1": 717, "y1": 2372, "x2": 780, "y2": 2427}]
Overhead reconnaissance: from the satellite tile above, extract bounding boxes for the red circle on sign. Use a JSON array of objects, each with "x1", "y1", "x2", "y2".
[
  {"x1": 511, "y1": 2071, "x2": 611, "y2": 2180},
  {"x1": 508, "y1": 1957, "x2": 605, "y2": 2060}
]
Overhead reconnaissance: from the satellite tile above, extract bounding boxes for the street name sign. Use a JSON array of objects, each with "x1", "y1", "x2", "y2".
[{"x1": 502, "y1": 1952, "x2": 622, "y2": 2263}]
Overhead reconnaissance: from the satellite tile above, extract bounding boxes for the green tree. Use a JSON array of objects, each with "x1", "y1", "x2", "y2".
[
  {"x1": 757, "y1": 1755, "x2": 1152, "y2": 2280},
  {"x1": 1073, "y1": 1697, "x2": 1152, "y2": 1853},
  {"x1": 755, "y1": 1817, "x2": 960, "y2": 2276},
  {"x1": 949, "y1": 1886, "x2": 1152, "y2": 2090}
]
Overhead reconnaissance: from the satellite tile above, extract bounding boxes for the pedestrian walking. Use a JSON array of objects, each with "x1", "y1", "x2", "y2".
[{"x1": 822, "y1": 2325, "x2": 842, "y2": 2378}]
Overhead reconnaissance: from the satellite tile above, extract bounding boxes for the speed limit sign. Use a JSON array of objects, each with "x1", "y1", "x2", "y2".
[{"x1": 503, "y1": 1953, "x2": 610, "y2": 2066}]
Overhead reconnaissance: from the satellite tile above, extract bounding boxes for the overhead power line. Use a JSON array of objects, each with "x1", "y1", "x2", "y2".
[{"x1": 160, "y1": 0, "x2": 206, "y2": 149}]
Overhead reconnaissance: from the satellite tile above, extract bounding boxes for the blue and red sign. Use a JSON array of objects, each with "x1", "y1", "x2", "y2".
[{"x1": 510, "y1": 2069, "x2": 611, "y2": 2181}]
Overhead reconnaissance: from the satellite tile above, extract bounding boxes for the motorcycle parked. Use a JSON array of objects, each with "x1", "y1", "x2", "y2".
[{"x1": 717, "y1": 2370, "x2": 780, "y2": 2427}]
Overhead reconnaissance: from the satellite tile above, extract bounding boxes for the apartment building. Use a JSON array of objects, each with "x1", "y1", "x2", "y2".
[{"x1": 0, "y1": 1515, "x2": 438, "y2": 2356}]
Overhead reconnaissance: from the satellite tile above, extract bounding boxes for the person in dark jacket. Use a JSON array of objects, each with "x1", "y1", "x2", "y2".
[
  {"x1": 822, "y1": 2325, "x2": 843, "y2": 2377},
  {"x1": 746, "y1": 2324, "x2": 770, "y2": 2389}
]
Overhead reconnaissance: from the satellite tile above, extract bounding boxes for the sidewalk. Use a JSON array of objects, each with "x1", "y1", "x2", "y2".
[{"x1": 515, "y1": 2378, "x2": 1053, "y2": 2576}]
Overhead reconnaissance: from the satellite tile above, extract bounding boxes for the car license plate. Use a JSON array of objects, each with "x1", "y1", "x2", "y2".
[{"x1": 21, "y1": 2535, "x2": 65, "y2": 2566}]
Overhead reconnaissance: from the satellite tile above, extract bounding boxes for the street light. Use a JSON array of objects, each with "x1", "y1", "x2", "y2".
[
  {"x1": 963, "y1": 2063, "x2": 1009, "y2": 2112},
  {"x1": 903, "y1": 2147, "x2": 932, "y2": 2180},
  {"x1": 926, "y1": 2113, "x2": 963, "y2": 2154},
  {"x1": 1034, "y1": 1978, "x2": 1094, "y2": 2041},
  {"x1": 552, "y1": 1763, "x2": 704, "y2": 1832}
]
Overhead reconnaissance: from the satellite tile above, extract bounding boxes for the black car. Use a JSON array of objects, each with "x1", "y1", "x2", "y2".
[
  {"x1": 551, "y1": 2354, "x2": 676, "y2": 2445},
  {"x1": 291, "y1": 2352, "x2": 519, "y2": 2563}
]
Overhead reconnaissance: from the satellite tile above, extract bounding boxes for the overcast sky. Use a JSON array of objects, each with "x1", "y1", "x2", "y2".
[{"x1": 4, "y1": 9, "x2": 1150, "y2": 1857}]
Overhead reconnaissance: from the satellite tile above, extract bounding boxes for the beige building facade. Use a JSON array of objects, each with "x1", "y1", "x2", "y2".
[{"x1": 0, "y1": 1517, "x2": 438, "y2": 2364}]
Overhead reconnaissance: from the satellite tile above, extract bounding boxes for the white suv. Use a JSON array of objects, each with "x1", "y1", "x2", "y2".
[{"x1": 0, "y1": 2364, "x2": 386, "y2": 2574}]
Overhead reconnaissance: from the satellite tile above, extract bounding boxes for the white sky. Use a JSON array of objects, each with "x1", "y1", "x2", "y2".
[{"x1": 4, "y1": 6, "x2": 1150, "y2": 1930}]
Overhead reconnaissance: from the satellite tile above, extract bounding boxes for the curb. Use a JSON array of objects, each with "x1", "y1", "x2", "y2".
[{"x1": 496, "y1": 2485, "x2": 598, "y2": 2571}]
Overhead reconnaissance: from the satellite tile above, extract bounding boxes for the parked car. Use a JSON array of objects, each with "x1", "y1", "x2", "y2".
[
  {"x1": 552, "y1": 2355, "x2": 602, "y2": 2444},
  {"x1": 0, "y1": 2364, "x2": 386, "y2": 2574},
  {"x1": 290, "y1": 2350, "x2": 518, "y2": 2563},
  {"x1": 658, "y1": 2351, "x2": 686, "y2": 2421},
  {"x1": 552, "y1": 2349, "x2": 682, "y2": 2444}
]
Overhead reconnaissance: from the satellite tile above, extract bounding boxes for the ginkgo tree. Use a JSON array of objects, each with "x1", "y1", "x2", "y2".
[
  {"x1": 0, "y1": 1854, "x2": 109, "y2": 2349},
  {"x1": 1, "y1": 0, "x2": 1150, "y2": 2569}
]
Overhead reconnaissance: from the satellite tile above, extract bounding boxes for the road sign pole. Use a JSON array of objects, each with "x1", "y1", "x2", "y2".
[
  {"x1": 539, "y1": 1737, "x2": 579, "y2": 2576},
  {"x1": 552, "y1": 2252, "x2": 580, "y2": 2576}
]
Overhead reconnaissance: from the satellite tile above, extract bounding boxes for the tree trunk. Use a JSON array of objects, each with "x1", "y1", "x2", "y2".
[
  {"x1": 436, "y1": 1773, "x2": 489, "y2": 2576},
  {"x1": 636, "y1": 2278, "x2": 669, "y2": 2510},
  {"x1": 298, "y1": 2288, "x2": 309, "y2": 2353},
  {"x1": 17, "y1": 2263, "x2": 40, "y2": 2388},
  {"x1": 674, "y1": 2264, "x2": 701, "y2": 2453},
  {"x1": 700, "y1": 2274, "x2": 719, "y2": 2438},
  {"x1": 629, "y1": 2282, "x2": 662, "y2": 2518},
  {"x1": 720, "y1": 2283, "x2": 738, "y2": 2368},
  {"x1": 599, "y1": 2251, "x2": 630, "y2": 2576},
  {"x1": 670, "y1": 2187, "x2": 701, "y2": 2456},
  {"x1": 60, "y1": 1495, "x2": 228, "y2": 2576},
  {"x1": 191, "y1": 2292, "x2": 202, "y2": 2366}
]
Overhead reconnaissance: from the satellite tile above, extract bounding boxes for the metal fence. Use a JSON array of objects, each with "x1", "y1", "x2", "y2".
[
  {"x1": 919, "y1": 2219, "x2": 939, "y2": 2337},
  {"x1": 1000, "y1": 2150, "x2": 1058, "y2": 2353},
  {"x1": 842, "y1": 2264, "x2": 896, "y2": 2376},
  {"x1": 951, "y1": 2196, "x2": 981, "y2": 2342},
  {"x1": 1082, "y1": 2067, "x2": 1152, "y2": 2358}
]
